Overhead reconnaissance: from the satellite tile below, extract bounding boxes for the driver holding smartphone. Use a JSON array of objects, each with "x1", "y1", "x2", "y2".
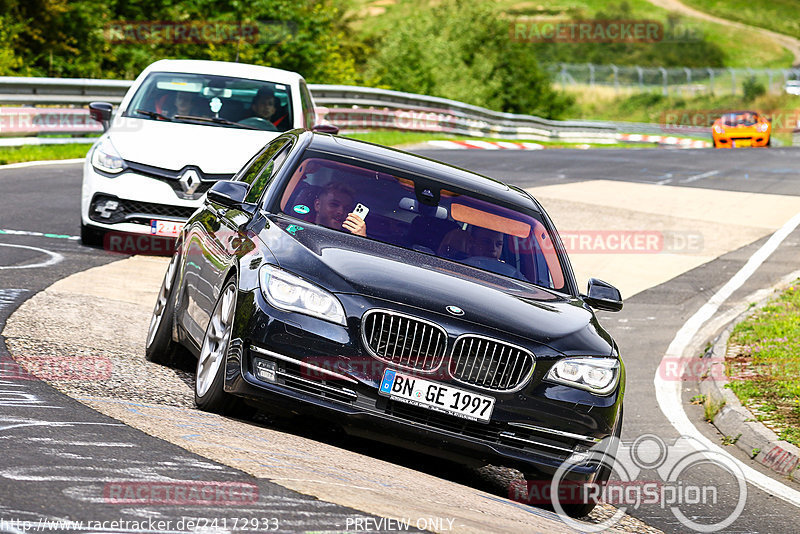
[{"x1": 314, "y1": 182, "x2": 367, "y2": 236}]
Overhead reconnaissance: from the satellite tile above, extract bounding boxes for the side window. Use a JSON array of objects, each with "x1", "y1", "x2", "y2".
[
  {"x1": 299, "y1": 82, "x2": 316, "y2": 128},
  {"x1": 238, "y1": 139, "x2": 288, "y2": 186},
  {"x1": 245, "y1": 143, "x2": 291, "y2": 204}
]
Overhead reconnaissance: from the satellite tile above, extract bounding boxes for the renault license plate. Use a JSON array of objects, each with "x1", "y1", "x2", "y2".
[{"x1": 150, "y1": 220, "x2": 184, "y2": 237}]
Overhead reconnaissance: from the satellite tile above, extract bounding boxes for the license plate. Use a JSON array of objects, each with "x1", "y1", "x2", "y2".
[
  {"x1": 379, "y1": 369, "x2": 495, "y2": 423},
  {"x1": 733, "y1": 139, "x2": 751, "y2": 148},
  {"x1": 150, "y1": 220, "x2": 184, "y2": 237}
]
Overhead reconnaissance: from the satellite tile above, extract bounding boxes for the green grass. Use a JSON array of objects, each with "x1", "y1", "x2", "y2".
[
  {"x1": 683, "y1": 0, "x2": 800, "y2": 40},
  {"x1": 567, "y1": 87, "x2": 800, "y2": 123},
  {"x1": 726, "y1": 281, "x2": 800, "y2": 447},
  {"x1": 0, "y1": 143, "x2": 93, "y2": 165},
  {"x1": 348, "y1": 0, "x2": 793, "y2": 68}
]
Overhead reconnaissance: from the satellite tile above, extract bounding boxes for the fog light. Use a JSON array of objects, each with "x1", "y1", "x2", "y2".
[
  {"x1": 254, "y1": 358, "x2": 277, "y2": 382},
  {"x1": 94, "y1": 199, "x2": 119, "y2": 219}
]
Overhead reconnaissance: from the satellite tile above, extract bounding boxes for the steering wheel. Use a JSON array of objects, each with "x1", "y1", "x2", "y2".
[{"x1": 237, "y1": 117, "x2": 278, "y2": 131}]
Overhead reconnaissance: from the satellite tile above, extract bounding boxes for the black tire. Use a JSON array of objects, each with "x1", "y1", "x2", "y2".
[
  {"x1": 562, "y1": 406, "x2": 623, "y2": 518},
  {"x1": 194, "y1": 280, "x2": 240, "y2": 414},
  {"x1": 527, "y1": 407, "x2": 623, "y2": 518},
  {"x1": 144, "y1": 252, "x2": 188, "y2": 368},
  {"x1": 80, "y1": 223, "x2": 104, "y2": 247},
  {"x1": 767, "y1": 136, "x2": 772, "y2": 147}
]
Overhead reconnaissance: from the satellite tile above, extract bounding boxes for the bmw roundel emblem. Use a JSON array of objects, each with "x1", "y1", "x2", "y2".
[{"x1": 446, "y1": 305, "x2": 464, "y2": 316}]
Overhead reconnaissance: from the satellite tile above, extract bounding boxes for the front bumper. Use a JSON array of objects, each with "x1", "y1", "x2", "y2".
[
  {"x1": 222, "y1": 288, "x2": 624, "y2": 477},
  {"x1": 80, "y1": 158, "x2": 225, "y2": 235},
  {"x1": 713, "y1": 132, "x2": 769, "y2": 148}
]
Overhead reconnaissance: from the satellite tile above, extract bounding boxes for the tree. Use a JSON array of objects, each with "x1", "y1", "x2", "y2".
[
  {"x1": 363, "y1": 0, "x2": 572, "y2": 117},
  {"x1": 0, "y1": 0, "x2": 361, "y2": 82}
]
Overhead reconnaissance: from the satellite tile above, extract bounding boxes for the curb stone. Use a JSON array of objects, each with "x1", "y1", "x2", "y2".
[{"x1": 697, "y1": 284, "x2": 800, "y2": 482}]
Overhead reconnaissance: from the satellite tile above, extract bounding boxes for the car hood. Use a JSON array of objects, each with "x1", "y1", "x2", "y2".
[
  {"x1": 260, "y1": 217, "x2": 614, "y2": 356},
  {"x1": 107, "y1": 117, "x2": 277, "y2": 174}
]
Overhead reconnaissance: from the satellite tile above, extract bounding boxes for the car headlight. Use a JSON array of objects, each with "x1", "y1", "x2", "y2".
[
  {"x1": 758, "y1": 123, "x2": 769, "y2": 132},
  {"x1": 259, "y1": 265, "x2": 346, "y2": 325},
  {"x1": 545, "y1": 357, "x2": 620, "y2": 395},
  {"x1": 713, "y1": 124, "x2": 724, "y2": 134},
  {"x1": 91, "y1": 137, "x2": 126, "y2": 174}
]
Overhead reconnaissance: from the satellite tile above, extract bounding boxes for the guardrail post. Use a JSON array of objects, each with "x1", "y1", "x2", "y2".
[
  {"x1": 611, "y1": 64, "x2": 619, "y2": 93},
  {"x1": 684, "y1": 68, "x2": 691, "y2": 96},
  {"x1": 707, "y1": 68, "x2": 714, "y2": 94},
  {"x1": 729, "y1": 68, "x2": 736, "y2": 95},
  {"x1": 636, "y1": 66, "x2": 643, "y2": 90},
  {"x1": 659, "y1": 67, "x2": 667, "y2": 96}
]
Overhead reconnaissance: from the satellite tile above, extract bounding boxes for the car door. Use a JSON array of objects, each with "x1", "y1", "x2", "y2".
[
  {"x1": 176, "y1": 138, "x2": 287, "y2": 346},
  {"x1": 180, "y1": 139, "x2": 291, "y2": 346}
]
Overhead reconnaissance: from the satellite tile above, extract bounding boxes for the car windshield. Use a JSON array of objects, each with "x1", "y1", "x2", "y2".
[
  {"x1": 124, "y1": 71, "x2": 294, "y2": 132},
  {"x1": 722, "y1": 112, "x2": 757, "y2": 127},
  {"x1": 278, "y1": 155, "x2": 567, "y2": 291}
]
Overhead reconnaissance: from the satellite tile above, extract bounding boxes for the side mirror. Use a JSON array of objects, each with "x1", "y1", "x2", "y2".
[
  {"x1": 88, "y1": 102, "x2": 113, "y2": 131},
  {"x1": 312, "y1": 123, "x2": 339, "y2": 135},
  {"x1": 583, "y1": 278, "x2": 623, "y2": 312},
  {"x1": 207, "y1": 181, "x2": 255, "y2": 213}
]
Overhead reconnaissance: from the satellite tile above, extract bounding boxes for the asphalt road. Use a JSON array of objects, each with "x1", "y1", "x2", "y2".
[
  {"x1": 1, "y1": 146, "x2": 799, "y2": 533},
  {"x1": 422, "y1": 146, "x2": 800, "y2": 532},
  {"x1": 0, "y1": 163, "x2": 406, "y2": 534}
]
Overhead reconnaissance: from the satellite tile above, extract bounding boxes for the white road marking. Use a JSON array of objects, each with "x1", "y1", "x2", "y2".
[
  {"x1": 681, "y1": 170, "x2": 720, "y2": 183},
  {"x1": 0, "y1": 229, "x2": 79, "y2": 240},
  {"x1": 0, "y1": 289, "x2": 27, "y2": 314},
  {"x1": 426, "y1": 140, "x2": 467, "y2": 149},
  {"x1": 655, "y1": 173, "x2": 673, "y2": 185},
  {"x1": 655, "y1": 209, "x2": 800, "y2": 507},
  {"x1": 0, "y1": 244, "x2": 63, "y2": 270},
  {"x1": 0, "y1": 158, "x2": 84, "y2": 171}
]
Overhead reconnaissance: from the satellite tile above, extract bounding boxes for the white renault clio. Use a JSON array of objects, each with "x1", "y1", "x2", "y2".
[{"x1": 81, "y1": 59, "x2": 333, "y2": 247}]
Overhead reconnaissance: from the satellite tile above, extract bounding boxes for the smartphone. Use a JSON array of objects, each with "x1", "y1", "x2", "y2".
[{"x1": 353, "y1": 203, "x2": 369, "y2": 220}]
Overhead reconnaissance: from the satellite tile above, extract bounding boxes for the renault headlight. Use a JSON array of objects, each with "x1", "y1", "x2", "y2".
[
  {"x1": 545, "y1": 357, "x2": 620, "y2": 395},
  {"x1": 91, "y1": 137, "x2": 126, "y2": 174},
  {"x1": 259, "y1": 265, "x2": 346, "y2": 325}
]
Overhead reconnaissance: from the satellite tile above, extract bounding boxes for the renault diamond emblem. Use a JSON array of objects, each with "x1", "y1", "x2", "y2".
[
  {"x1": 446, "y1": 305, "x2": 464, "y2": 316},
  {"x1": 179, "y1": 169, "x2": 201, "y2": 195}
]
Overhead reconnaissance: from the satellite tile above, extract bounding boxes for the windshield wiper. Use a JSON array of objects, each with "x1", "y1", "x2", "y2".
[
  {"x1": 135, "y1": 109, "x2": 173, "y2": 121},
  {"x1": 172, "y1": 115, "x2": 259, "y2": 130}
]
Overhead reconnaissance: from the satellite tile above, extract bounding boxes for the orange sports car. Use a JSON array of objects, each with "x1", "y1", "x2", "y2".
[{"x1": 712, "y1": 110, "x2": 771, "y2": 148}]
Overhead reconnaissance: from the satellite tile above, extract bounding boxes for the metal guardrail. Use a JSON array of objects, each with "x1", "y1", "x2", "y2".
[
  {"x1": 0, "y1": 76, "x2": 711, "y2": 145},
  {"x1": 550, "y1": 63, "x2": 800, "y2": 97},
  {"x1": 0, "y1": 76, "x2": 132, "y2": 105}
]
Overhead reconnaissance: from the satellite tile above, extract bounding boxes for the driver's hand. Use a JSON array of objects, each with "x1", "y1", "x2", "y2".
[{"x1": 342, "y1": 213, "x2": 367, "y2": 236}]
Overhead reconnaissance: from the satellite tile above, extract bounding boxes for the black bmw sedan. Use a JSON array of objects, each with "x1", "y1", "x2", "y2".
[{"x1": 145, "y1": 129, "x2": 625, "y2": 517}]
